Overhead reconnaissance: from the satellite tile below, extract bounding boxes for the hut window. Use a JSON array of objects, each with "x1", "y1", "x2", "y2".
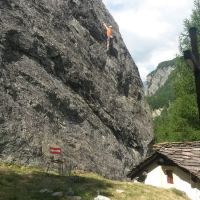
[{"x1": 166, "y1": 170, "x2": 173, "y2": 184}]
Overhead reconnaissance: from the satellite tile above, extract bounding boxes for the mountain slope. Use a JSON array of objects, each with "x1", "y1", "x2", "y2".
[
  {"x1": 0, "y1": 0, "x2": 153, "y2": 179},
  {"x1": 146, "y1": 70, "x2": 176, "y2": 111},
  {"x1": 145, "y1": 59, "x2": 176, "y2": 114},
  {"x1": 146, "y1": 59, "x2": 176, "y2": 96}
]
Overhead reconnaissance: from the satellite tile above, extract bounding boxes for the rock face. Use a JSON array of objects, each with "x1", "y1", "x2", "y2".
[
  {"x1": 0, "y1": 0, "x2": 153, "y2": 179},
  {"x1": 145, "y1": 59, "x2": 175, "y2": 96}
]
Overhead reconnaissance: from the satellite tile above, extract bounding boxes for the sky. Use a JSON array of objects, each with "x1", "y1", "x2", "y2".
[{"x1": 102, "y1": 0, "x2": 194, "y2": 81}]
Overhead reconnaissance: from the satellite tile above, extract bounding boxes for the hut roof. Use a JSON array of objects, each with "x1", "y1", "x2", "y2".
[{"x1": 128, "y1": 141, "x2": 200, "y2": 180}]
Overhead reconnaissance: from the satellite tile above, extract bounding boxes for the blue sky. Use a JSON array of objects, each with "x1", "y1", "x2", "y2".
[{"x1": 102, "y1": 0, "x2": 193, "y2": 81}]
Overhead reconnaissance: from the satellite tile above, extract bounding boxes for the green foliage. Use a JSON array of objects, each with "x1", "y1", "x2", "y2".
[
  {"x1": 174, "y1": 59, "x2": 195, "y2": 97},
  {"x1": 154, "y1": 57, "x2": 200, "y2": 143},
  {"x1": 179, "y1": 0, "x2": 200, "y2": 52},
  {"x1": 148, "y1": 59, "x2": 176, "y2": 77},
  {"x1": 146, "y1": 68, "x2": 176, "y2": 110},
  {"x1": 153, "y1": 0, "x2": 200, "y2": 143}
]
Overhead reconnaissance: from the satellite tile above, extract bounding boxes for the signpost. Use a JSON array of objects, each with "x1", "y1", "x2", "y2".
[
  {"x1": 50, "y1": 147, "x2": 61, "y2": 155},
  {"x1": 46, "y1": 146, "x2": 64, "y2": 175}
]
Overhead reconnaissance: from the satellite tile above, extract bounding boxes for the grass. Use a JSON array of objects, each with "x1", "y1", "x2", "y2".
[{"x1": 0, "y1": 163, "x2": 189, "y2": 200}]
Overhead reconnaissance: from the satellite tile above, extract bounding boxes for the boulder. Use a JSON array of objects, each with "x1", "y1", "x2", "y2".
[
  {"x1": 0, "y1": 0, "x2": 153, "y2": 179},
  {"x1": 94, "y1": 195, "x2": 110, "y2": 200}
]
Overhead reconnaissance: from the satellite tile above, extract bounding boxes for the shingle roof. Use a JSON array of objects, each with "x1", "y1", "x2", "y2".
[
  {"x1": 154, "y1": 141, "x2": 200, "y2": 179},
  {"x1": 128, "y1": 141, "x2": 200, "y2": 180}
]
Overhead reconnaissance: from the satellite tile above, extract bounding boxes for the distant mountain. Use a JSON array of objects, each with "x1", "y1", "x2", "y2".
[
  {"x1": 145, "y1": 59, "x2": 176, "y2": 114},
  {"x1": 145, "y1": 59, "x2": 176, "y2": 96}
]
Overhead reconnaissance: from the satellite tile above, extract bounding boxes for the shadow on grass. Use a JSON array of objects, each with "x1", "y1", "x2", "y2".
[{"x1": 0, "y1": 169, "x2": 114, "y2": 200}]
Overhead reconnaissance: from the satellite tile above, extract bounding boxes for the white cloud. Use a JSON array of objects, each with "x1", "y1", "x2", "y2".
[{"x1": 103, "y1": 0, "x2": 193, "y2": 81}]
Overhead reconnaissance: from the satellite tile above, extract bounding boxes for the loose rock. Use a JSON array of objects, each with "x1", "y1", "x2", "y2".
[{"x1": 94, "y1": 195, "x2": 110, "y2": 200}]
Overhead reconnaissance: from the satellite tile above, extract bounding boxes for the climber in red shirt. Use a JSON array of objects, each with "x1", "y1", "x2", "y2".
[{"x1": 103, "y1": 22, "x2": 113, "y2": 51}]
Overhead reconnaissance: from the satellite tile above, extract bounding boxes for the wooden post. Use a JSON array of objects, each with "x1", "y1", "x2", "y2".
[{"x1": 189, "y1": 27, "x2": 200, "y2": 120}]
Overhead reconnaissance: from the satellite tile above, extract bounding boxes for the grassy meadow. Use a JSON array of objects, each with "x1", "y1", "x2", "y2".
[{"x1": 0, "y1": 163, "x2": 189, "y2": 200}]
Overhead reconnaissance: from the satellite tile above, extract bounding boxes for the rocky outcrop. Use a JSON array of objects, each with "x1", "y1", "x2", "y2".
[
  {"x1": 146, "y1": 59, "x2": 175, "y2": 96},
  {"x1": 0, "y1": 0, "x2": 153, "y2": 179}
]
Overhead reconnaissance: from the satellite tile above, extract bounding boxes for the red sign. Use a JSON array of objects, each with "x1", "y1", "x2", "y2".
[{"x1": 50, "y1": 147, "x2": 61, "y2": 155}]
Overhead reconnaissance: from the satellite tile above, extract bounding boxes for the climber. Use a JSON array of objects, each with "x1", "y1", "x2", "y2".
[{"x1": 103, "y1": 22, "x2": 113, "y2": 52}]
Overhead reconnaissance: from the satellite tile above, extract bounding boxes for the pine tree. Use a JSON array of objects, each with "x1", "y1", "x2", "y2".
[{"x1": 154, "y1": 0, "x2": 200, "y2": 142}]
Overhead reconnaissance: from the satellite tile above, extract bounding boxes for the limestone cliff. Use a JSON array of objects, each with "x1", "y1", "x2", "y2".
[
  {"x1": 146, "y1": 59, "x2": 176, "y2": 96},
  {"x1": 0, "y1": 0, "x2": 153, "y2": 179}
]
